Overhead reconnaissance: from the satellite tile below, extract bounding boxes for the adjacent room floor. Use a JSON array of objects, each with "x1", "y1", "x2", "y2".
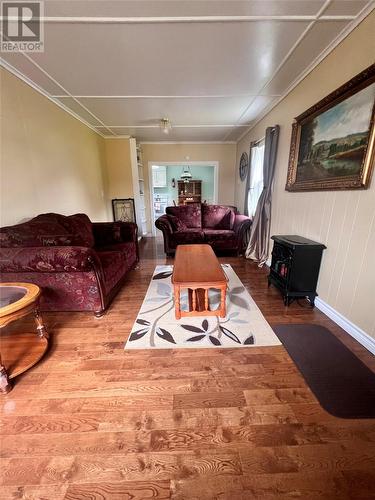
[{"x1": 1, "y1": 237, "x2": 374, "y2": 499}]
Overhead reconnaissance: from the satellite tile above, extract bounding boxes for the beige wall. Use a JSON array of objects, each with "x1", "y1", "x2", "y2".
[
  {"x1": 141, "y1": 142, "x2": 237, "y2": 231},
  {"x1": 235, "y1": 12, "x2": 375, "y2": 338},
  {"x1": 0, "y1": 68, "x2": 108, "y2": 226},
  {"x1": 103, "y1": 138, "x2": 134, "y2": 216}
]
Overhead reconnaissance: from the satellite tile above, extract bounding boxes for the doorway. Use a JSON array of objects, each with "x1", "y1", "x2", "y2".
[{"x1": 149, "y1": 162, "x2": 219, "y2": 236}]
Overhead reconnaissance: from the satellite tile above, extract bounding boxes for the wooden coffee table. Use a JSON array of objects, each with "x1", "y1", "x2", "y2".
[
  {"x1": 172, "y1": 244, "x2": 228, "y2": 320},
  {"x1": 0, "y1": 283, "x2": 49, "y2": 394}
]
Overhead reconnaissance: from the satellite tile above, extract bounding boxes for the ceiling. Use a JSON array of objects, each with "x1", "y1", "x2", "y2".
[{"x1": 1, "y1": 0, "x2": 374, "y2": 142}]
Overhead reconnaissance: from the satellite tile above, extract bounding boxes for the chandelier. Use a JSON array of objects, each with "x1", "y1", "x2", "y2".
[{"x1": 181, "y1": 166, "x2": 192, "y2": 181}]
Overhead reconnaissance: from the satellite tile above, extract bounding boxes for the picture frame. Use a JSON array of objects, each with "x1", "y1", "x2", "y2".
[
  {"x1": 286, "y1": 64, "x2": 375, "y2": 191},
  {"x1": 112, "y1": 198, "x2": 136, "y2": 224}
]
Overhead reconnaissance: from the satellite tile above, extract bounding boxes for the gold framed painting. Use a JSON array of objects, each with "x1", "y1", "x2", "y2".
[{"x1": 286, "y1": 64, "x2": 375, "y2": 191}]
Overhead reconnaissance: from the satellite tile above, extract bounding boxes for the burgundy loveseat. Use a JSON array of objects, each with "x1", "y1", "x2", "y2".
[
  {"x1": 0, "y1": 213, "x2": 139, "y2": 316},
  {"x1": 155, "y1": 204, "x2": 251, "y2": 256}
]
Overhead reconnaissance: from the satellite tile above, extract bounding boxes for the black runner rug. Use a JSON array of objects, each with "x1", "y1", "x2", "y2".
[{"x1": 274, "y1": 324, "x2": 375, "y2": 419}]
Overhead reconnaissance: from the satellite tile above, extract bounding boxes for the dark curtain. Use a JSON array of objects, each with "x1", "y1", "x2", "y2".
[{"x1": 245, "y1": 125, "x2": 280, "y2": 266}]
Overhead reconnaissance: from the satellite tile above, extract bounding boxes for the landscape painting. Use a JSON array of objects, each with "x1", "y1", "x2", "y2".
[{"x1": 286, "y1": 65, "x2": 375, "y2": 191}]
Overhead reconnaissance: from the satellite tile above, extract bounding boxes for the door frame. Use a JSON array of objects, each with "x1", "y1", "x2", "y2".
[{"x1": 149, "y1": 161, "x2": 219, "y2": 236}]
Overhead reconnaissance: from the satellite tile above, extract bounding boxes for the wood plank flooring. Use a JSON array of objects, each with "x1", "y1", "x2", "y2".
[{"x1": 1, "y1": 237, "x2": 375, "y2": 499}]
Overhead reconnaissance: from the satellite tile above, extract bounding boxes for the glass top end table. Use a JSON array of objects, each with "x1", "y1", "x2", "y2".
[{"x1": 0, "y1": 283, "x2": 49, "y2": 394}]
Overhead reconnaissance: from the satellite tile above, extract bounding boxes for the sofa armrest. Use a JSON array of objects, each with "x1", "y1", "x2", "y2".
[
  {"x1": 0, "y1": 246, "x2": 102, "y2": 273},
  {"x1": 233, "y1": 215, "x2": 252, "y2": 252},
  {"x1": 119, "y1": 222, "x2": 138, "y2": 243},
  {"x1": 92, "y1": 222, "x2": 138, "y2": 246},
  {"x1": 155, "y1": 215, "x2": 173, "y2": 234},
  {"x1": 233, "y1": 214, "x2": 252, "y2": 234}
]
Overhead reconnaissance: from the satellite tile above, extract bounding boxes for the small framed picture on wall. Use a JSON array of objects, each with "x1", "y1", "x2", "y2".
[{"x1": 112, "y1": 198, "x2": 136, "y2": 224}]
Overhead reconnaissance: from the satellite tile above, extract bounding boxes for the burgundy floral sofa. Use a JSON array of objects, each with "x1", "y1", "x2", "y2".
[
  {"x1": 155, "y1": 204, "x2": 251, "y2": 256},
  {"x1": 0, "y1": 213, "x2": 139, "y2": 316}
]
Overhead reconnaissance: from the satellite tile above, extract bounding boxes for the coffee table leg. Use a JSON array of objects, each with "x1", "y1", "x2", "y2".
[
  {"x1": 174, "y1": 286, "x2": 181, "y2": 320},
  {"x1": 34, "y1": 308, "x2": 48, "y2": 340},
  {"x1": 220, "y1": 286, "x2": 227, "y2": 318},
  {"x1": 0, "y1": 354, "x2": 12, "y2": 394}
]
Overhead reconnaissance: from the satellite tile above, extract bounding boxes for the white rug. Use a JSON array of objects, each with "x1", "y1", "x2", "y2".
[{"x1": 125, "y1": 264, "x2": 281, "y2": 350}]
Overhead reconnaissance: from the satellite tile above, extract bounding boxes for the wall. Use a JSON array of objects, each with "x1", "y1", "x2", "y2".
[
  {"x1": 103, "y1": 138, "x2": 134, "y2": 216},
  {"x1": 142, "y1": 143, "x2": 237, "y2": 232},
  {"x1": 235, "y1": 12, "x2": 375, "y2": 339},
  {"x1": 0, "y1": 68, "x2": 108, "y2": 226}
]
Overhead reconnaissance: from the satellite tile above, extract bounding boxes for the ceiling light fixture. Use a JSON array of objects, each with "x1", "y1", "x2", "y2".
[
  {"x1": 160, "y1": 117, "x2": 172, "y2": 135},
  {"x1": 181, "y1": 166, "x2": 192, "y2": 182}
]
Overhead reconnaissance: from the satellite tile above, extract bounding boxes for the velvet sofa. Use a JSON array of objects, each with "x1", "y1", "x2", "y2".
[
  {"x1": 0, "y1": 213, "x2": 139, "y2": 316},
  {"x1": 155, "y1": 204, "x2": 251, "y2": 256}
]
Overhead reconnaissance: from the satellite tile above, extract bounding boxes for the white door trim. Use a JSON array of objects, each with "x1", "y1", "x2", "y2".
[{"x1": 149, "y1": 161, "x2": 219, "y2": 236}]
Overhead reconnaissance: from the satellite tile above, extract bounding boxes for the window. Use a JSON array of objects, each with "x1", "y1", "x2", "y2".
[{"x1": 247, "y1": 140, "x2": 265, "y2": 218}]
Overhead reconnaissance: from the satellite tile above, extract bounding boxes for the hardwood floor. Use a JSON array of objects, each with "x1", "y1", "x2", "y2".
[{"x1": 1, "y1": 237, "x2": 374, "y2": 499}]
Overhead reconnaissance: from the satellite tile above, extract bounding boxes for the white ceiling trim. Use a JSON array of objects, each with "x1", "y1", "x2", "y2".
[
  {"x1": 235, "y1": 0, "x2": 375, "y2": 143},
  {"x1": 52, "y1": 94, "x2": 283, "y2": 98},
  {"x1": 101, "y1": 135, "x2": 131, "y2": 139},
  {"x1": 11, "y1": 15, "x2": 357, "y2": 24},
  {"x1": 0, "y1": 30, "x2": 115, "y2": 136},
  {"x1": 223, "y1": 20, "x2": 315, "y2": 140},
  {"x1": 18, "y1": 51, "x2": 115, "y2": 136},
  {"x1": 139, "y1": 141, "x2": 236, "y2": 144},
  {"x1": 0, "y1": 57, "x2": 106, "y2": 138},
  {"x1": 105, "y1": 124, "x2": 250, "y2": 129},
  {"x1": 1, "y1": 0, "x2": 373, "y2": 145},
  {"x1": 222, "y1": 0, "x2": 332, "y2": 141}
]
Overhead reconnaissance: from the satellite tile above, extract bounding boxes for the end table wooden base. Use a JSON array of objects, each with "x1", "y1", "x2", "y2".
[{"x1": 0, "y1": 283, "x2": 49, "y2": 394}]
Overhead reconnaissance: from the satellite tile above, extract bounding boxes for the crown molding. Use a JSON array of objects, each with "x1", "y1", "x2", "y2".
[
  {"x1": 139, "y1": 141, "x2": 236, "y2": 145},
  {"x1": 0, "y1": 58, "x2": 106, "y2": 138},
  {"x1": 20, "y1": 15, "x2": 357, "y2": 24},
  {"x1": 236, "y1": 1, "x2": 375, "y2": 143},
  {"x1": 51, "y1": 93, "x2": 282, "y2": 99},
  {"x1": 102, "y1": 135, "x2": 131, "y2": 139},
  {"x1": 106, "y1": 124, "x2": 249, "y2": 129}
]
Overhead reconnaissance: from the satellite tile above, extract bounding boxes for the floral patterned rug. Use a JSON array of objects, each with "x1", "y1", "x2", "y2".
[{"x1": 125, "y1": 264, "x2": 281, "y2": 350}]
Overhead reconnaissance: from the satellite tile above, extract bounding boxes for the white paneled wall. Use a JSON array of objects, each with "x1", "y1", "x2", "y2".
[{"x1": 235, "y1": 12, "x2": 375, "y2": 339}]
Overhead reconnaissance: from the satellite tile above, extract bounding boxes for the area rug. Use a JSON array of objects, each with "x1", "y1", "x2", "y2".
[
  {"x1": 125, "y1": 264, "x2": 280, "y2": 350},
  {"x1": 274, "y1": 324, "x2": 375, "y2": 419}
]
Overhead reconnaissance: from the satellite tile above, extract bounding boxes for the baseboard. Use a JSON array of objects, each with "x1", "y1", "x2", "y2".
[{"x1": 315, "y1": 298, "x2": 375, "y2": 355}]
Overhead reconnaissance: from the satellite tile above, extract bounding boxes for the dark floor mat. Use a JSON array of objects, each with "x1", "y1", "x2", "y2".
[{"x1": 274, "y1": 324, "x2": 375, "y2": 419}]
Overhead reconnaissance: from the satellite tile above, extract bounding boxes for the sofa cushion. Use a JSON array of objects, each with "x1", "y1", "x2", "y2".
[
  {"x1": 166, "y1": 204, "x2": 202, "y2": 228},
  {"x1": 166, "y1": 214, "x2": 187, "y2": 232},
  {"x1": 202, "y1": 205, "x2": 236, "y2": 230},
  {"x1": 93, "y1": 223, "x2": 122, "y2": 247},
  {"x1": 96, "y1": 250, "x2": 127, "y2": 294},
  {"x1": 172, "y1": 228, "x2": 204, "y2": 246},
  {"x1": 203, "y1": 229, "x2": 236, "y2": 242},
  {"x1": 96, "y1": 242, "x2": 137, "y2": 272}
]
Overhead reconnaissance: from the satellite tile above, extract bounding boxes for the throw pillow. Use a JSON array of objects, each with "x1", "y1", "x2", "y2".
[
  {"x1": 39, "y1": 235, "x2": 73, "y2": 246},
  {"x1": 215, "y1": 209, "x2": 232, "y2": 230}
]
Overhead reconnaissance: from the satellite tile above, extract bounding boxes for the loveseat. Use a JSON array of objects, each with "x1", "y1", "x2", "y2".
[
  {"x1": 0, "y1": 213, "x2": 139, "y2": 316},
  {"x1": 155, "y1": 204, "x2": 251, "y2": 256}
]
